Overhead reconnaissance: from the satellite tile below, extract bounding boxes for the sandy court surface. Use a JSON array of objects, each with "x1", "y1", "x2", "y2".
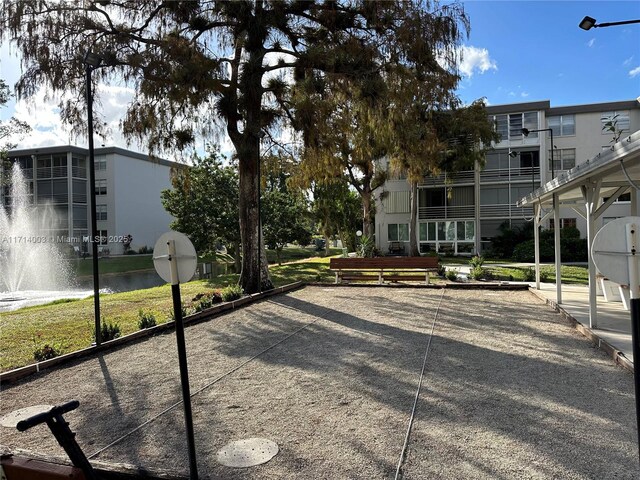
[{"x1": 0, "y1": 286, "x2": 637, "y2": 479}]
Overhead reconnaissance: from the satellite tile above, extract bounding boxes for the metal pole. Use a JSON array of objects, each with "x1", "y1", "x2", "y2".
[
  {"x1": 168, "y1": 240, "x2": 198, "y2": 479},
  {"x1": 626, "y1": 223, "x2": 640, "y2": 464},
  {"x1": 257, "y1": 155, "x2": 261, "y2": 293},
  {"x1": 549, "y1": 128, "x2": 555, "y2": 180},
  {"x1": 86, "y1": 65, "x2": 101, "y2": 345}
]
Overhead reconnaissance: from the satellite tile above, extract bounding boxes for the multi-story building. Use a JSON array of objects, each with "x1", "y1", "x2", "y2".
[
  {"x1": 375, "y1": 99, "x2": 640, "y2": 255},
  {"x1": 1, "y1": 145, "x2": 180, "y2": 254}
]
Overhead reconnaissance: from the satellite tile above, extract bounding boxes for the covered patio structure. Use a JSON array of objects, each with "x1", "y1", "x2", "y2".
[{"x1": 517, "y1": 130, "x2": 640, "y2": 329}]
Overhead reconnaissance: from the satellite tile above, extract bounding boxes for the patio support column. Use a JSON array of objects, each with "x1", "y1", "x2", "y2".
[
  {"x1": 553, "y1": 193, "x2": 562, "y2": 304},
  {"x1": 582, "y1": 182, "x2": 600, "y2": 329},
  {"x1": 534, "y1": 202, "x2": 541, "y2": 289},
  {"x1": 632, "y1": 188, "x2": 638, "y2": 217}
]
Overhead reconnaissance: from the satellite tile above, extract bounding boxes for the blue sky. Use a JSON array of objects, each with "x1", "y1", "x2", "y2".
[
  {"x1": 1, "y1": 1, "x2": 639, "y2": 151},
  {"x1": 458, "y1": 0, "x2": 640, "y2": 106}
]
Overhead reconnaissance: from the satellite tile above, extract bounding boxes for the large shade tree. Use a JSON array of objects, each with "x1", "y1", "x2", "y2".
[
  {"x1": 1, "y1": 0, "x2": 470, "y2": 292},
  {"x1": 160, "y1": 146, "x2": 241, "y2": 267}
]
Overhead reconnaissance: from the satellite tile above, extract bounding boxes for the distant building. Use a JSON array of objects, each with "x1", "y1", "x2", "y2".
[
  {"x1": 375, "y1": 99, "x2": 640, "y2": 255},
  {"x1": 1, "y1": 145, "x2": 181, "y2": 254}
]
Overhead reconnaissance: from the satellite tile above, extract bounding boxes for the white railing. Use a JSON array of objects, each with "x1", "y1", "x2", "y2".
[
  {"x1": 419, "y1": 170, "x2": 475, "y2": 186},
  {"x1": 479, "y1": 204, "x2": 534, "y2": 218},
  {"x1": 419, "y1": 205, "x2": 474, "y2": 219}
]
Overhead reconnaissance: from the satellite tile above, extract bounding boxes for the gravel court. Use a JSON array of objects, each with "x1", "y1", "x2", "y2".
[
  {"x1": 0, "y1": 286, "x2": 637, "y2": 479},
  {"x1": 401, "y1": 289, "x2": 638, "y2": 479}
]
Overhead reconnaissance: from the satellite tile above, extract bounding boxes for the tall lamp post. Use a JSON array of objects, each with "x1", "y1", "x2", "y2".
[{"x1": 84, "y1": 50, "x2": 103, "y2": 345}]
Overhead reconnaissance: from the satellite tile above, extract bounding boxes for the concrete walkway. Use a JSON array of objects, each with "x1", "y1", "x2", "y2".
[{"x1": 531, "y1": 282, "x2": 634, "y2": 366}]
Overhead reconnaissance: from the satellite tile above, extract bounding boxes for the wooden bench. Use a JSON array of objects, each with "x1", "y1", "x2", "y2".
[
  {"x1": 388, "y1": 241, "x2": 405, "y2": 255},
  {"x1": 329, "y1": 256, "x2": 440, "y2": 285}
]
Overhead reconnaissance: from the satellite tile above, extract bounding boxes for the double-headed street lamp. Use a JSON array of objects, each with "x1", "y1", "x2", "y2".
[
  {"x1": 522, "y1": 127, "x2": 555, "y2": 180},
  {"x1": 84, "y1": 49, "x2": 103, "y2": 345}
]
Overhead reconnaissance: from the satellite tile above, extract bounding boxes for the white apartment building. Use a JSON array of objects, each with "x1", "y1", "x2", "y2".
[
  {"x1": 375, "y1": 99, "x2": 640, "y2": 255},
  {"x1": 2, "y1": 146, "x2": 179, "y2": 254}
]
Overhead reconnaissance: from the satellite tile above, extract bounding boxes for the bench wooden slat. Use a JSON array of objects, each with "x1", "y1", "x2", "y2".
[{"x1": 330, "y1": 256, "x2": 439, "y2": 285}]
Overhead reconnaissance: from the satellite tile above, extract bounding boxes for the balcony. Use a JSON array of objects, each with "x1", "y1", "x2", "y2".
[
  {"x1": 420, "y1": 170, "x2": 475, "y2": 187},
  {"x1": 419, "y1": 205, "x2": 474, "y2": 220},
  {"x1": 480, "y1": 166, "x2": 540, "y2": 183},
  {"x1": 480, "y1": 203, "x2": 534, "y2": 218}
]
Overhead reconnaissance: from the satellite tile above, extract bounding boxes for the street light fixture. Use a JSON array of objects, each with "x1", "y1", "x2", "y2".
[
  {"x1": 579, "y1": 16, "x2": 640, "y2": 30},
  {"x1": 522, "y1": 127, "x2": 555, "y2": 180},
  {"x1": 84, "y1": 49, "x2": 103, "y2": 345}
]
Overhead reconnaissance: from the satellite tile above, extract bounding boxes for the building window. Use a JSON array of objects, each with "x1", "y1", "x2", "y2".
[
  {"x1": 72, "y1": 156, "x2": 87, "y2": 178},
  {"x1": 601, "y1": 111, "x2": 630, "y2": 133},
  {"x1": 388, "y1": 223, "x2": 409, "y2": 242},
  {"x1": 549, "y1": 218, "x2": 577, "y2": 229},
  {"x1": 95, "y1": 179, "x2": 107, "y2": 195},
  {"x1": 419, "y1": 220, "x2": 475, "y2": 254},
  {"x1": 98, "y1": 230, "x2": 108, "y2": 245},
  {"x1": 96, "y1": 204, "x2": 107, "y2": 221},
  {"x1": 95, "y1": 157, "x2": 107, "y2": 171},
  {"x1": 548, "y1": 114, "x2": 575, "y2": 136},
  {"x1": 550, "y1": 148, "x2": 575, "y2": 172},
  {"x1": 603, "y1": 192, "x2": 631, "y2": 203},
  {"x1": 493, "y1": 114, "x2": 508, "y2": 141},
  {"x1": 490, "y1": 112, "x2": 538, "y2": 141}
]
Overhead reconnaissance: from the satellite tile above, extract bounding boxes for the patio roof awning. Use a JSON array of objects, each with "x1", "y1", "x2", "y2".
[{"x1": 516, "y1": 129, "x2": 640, "y2": 328}]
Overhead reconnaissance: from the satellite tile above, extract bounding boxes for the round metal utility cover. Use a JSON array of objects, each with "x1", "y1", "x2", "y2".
[
  {"x1": 216, "y1": 438, "x2": 279, "y2": 468},
  {"x1": 0, "y1": 405, "x2": 53, "y2": 428},
  {"x1": 153, "y1": 231, "x2": 198, "y2": 284},
  {"x1": 592, "y1": 216, "x2": 640, "y2": 286}
]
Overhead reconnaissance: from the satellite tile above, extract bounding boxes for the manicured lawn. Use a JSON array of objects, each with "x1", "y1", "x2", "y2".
[
  {"x1": 487, "y1": 264, "x2": 588, "y2": 285},
  {"x1": 72, "y1": 255, "x2": 154, "y2": 276}
]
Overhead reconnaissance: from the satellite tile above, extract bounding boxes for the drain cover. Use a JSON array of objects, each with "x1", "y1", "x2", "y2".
[
  {"x1": 216, "y1": 437, "x2": 279, "y2": 468},
  {"x1": 0, "y1": 405, "x2": 53, "y2": 428}
]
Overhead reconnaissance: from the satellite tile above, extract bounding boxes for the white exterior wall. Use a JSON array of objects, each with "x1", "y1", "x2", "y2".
[{"x1": 111, "y1": 152, "x2": 174, "y2": 253}]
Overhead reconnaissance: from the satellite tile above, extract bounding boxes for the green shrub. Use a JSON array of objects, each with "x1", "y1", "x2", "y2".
[
  {"x1": 469, "y1": 266, "x2": 485, "y2": 280},
  {"x1": 138, "y1": 245, "x2": 153, "y2": 254},
  {"x1": 445, "y1": 269, "x2": 458, "y2": 281},
  {"x1": 94, "y1": 318, "x2": 121, "y2": 342},
  {"x1": 32, "y1": 334, "x2": 65, "y2": 362},
  {"x1": 523, "y1": 267, "x2": 535, "y2": 282},
  {"x1": 192, "y1": 290, "x2": 224, "y2": 312},
  {"x1": 137, "y1": 309, "x2": 157, "y2": 329},
  {"x1": 469, "y1": 255, "x2": 485, "y2": 268},
  {"x1": 358, "y1": 234, "x2": 378, "y2": 258},
  {"x1": 221, "y1": 284, "x2": 243, "y2": 302}
]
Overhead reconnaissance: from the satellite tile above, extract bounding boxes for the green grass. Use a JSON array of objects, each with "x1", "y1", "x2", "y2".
[
  {"x1": 72, "y1": 255, "x2": 154, "y2": 276},
  {"x1": 486, "y1": 264, "x2": 588, "y2": 285}
]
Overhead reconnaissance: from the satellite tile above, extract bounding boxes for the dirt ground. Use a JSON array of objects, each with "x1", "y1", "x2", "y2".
[{"x1": 0, "y1": 286, "x2": 638, "y2": 479}]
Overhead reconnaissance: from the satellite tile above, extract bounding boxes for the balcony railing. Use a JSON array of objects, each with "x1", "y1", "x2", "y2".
[
  {"x1": 479, "y1": 203, "x2": 534, "y2": 218},
  {"x1": 480, "y1": 166, "x2": 539, "y2": 183},
  {"x1": 420, "y1": 170, "x2": 475, "y2": 187},
  {"x1": 72, "y1": 166, "x2": 87, "y2": 178},
  {"x1": 419, "y1": 205, "x2": 475, "y2": 220}
]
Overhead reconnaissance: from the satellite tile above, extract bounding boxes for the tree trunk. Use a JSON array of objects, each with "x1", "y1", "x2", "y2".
[
  {"x1": 362, "y1": 188, "x2": 373, "y2": 237},
  {"x1": 408, "y1": 180, "x2": 420, "y2": 256},
  {"x1": 236, "y1": 9, "x2": 273, "y2": 294}
]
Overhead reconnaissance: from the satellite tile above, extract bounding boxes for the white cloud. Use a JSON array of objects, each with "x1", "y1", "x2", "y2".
[
  {"x1": 587, "y1": 38, "x2": 595, "y2": 48},
  {"x1": 629, "y1": 66, "x2": 640, "y2": 78},
  {"x1": 521, "y1": 92, "x2": 529, "y2": 98},
  {"x1": 458, "y1": 46, "x2": 497, "y2": 78},
  {"x1": 624, "y1": 56, "x2": 634, "y2": 66}
]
